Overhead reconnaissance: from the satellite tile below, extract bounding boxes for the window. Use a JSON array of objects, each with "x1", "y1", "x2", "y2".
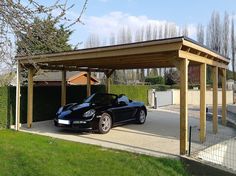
[{"x1": 117, "y1": 95, "x2": 129, "y2": 105}]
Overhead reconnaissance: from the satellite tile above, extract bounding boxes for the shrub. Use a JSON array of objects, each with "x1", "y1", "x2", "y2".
[
  {"x1": 110, "y1": 85, "x2": 148, "y2": 104},
  {"x1": 145, "y1": 76, "x2": 165, "y2": 85},
  {"x1": 150, "y1": 84, "x2": 171, "y2": 91},
  {"x1": 0, "y1": 87, "x2": 8, "y2": 128}
]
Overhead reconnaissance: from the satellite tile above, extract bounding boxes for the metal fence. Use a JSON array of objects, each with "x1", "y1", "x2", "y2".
[{"x1": 189, "y1": 125, "x2": 236, "y2": 172}]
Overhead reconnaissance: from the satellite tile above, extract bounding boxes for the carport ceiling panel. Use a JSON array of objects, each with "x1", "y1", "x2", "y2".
[{"x1": 42, "y1": 51, "x2": 179, "y2": 69}]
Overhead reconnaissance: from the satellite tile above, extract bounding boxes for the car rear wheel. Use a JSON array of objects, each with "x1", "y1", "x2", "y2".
[
  {"x1": 137, "y1": 109, "x2": 146, "y2": 124},
  {"x1": 98, "y1": 113, "x2": 112, "y2": 134}
]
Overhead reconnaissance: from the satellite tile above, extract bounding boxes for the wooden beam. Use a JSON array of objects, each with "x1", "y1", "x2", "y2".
[
  {"x1": 27, "y1": 67, "x2": 34, "y2": 128},
  {"x1": 15, "y1": 61, "x2": 21, "y2": 130},
  {"x1": 212, "y1": 66, "x2": 218, "y2": 133},
  {"x1": 182, "y1": 39, "x2": 230, "y2": 63},
  {"x1": 39, "y1": 64, "x2": 109, "y2": 72},
  {"x1": 18, "y1": 40, "x2": 183, "y2": 64},
  {"x1": 179, "y1": 58, "x2": 189, "y2": 155},
  {"x1": 200, "y1": 63, "x2": 206, "y2": 142},
  {"x1": 61, "y1": 70, "x2": 66, "y2": 106},
  {"x1": 105, "y1": 69, "x2": 115, "y2": 78},
  {"x1": 179, "y1": 50, "x2": 228, "y2": 69},
  {"x1": 221, "y1": 68, "x2": 227, "y2": 126},
  {"x1": 87, "y1": 70, "x2": 91, "y2": 97}
]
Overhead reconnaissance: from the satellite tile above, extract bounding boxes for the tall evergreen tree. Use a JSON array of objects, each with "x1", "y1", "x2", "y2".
[{"x1": 17, "y1": 16, "x2": 72, "y2": 55}]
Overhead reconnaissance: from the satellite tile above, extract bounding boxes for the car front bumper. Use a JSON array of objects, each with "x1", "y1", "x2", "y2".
[{"x1": 54, "y1": 119, "x2": 94, "y2": 130}]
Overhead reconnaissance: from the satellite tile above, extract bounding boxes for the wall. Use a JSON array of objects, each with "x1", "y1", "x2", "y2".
[
  {"x1": 172, "y1": 89, "x2": 233, "y2": 105},
  {"x1": 148, "y1": 89, "x2": 234, "y2": 107},
  {"x1": 172, "y1": 90, "x2": 233, "y2": 105}
]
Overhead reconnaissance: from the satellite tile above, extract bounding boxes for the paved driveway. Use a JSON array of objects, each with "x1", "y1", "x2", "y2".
[{"x1": 20, "y1": 109, "x2": 235, "y2": 157}]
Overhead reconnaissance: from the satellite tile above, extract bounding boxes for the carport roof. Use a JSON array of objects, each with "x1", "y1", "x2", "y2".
[{"x1": 17, "y1": 36, "x2": 230, "y2": 70}]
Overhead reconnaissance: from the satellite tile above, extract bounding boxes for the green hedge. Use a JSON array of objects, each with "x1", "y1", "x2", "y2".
[
  {"x1": 110, "y1": 85, "x2": 148, "y2": 105},
  {"x1": 145, "y1": 76, "x2": 165, "y2": 85},
  {"x1": 0, "y1": 87, "x2": 8, "y2": 128}
]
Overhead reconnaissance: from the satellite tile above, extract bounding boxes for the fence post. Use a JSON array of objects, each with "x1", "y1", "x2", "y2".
[{"x1": 188, "y1": 126, "x2": 192, "y2": 156}]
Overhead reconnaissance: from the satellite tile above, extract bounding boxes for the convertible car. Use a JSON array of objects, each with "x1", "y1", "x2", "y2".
[{"x1": 54, "y1": 93, "x2": 147, "y2": 134}]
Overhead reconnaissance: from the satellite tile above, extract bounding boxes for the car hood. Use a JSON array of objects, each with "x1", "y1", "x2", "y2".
[
  {"x1": 63, "y1": 102, "x2": 91, "y2": 111},
  {"x1": 57, "y1": 102, "x2": 93, "y2": 119}
]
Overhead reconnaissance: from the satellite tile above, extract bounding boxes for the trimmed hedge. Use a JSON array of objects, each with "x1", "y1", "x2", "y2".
[
  {"x1": 0, "y1": 87, "x2": 8, "y2": 128},
  {"x1": 110, "y1": 85, "x2": 148, "y2": 105},
  {"x1": 0, "y1": 84, "x2": 149, "y2": 127},
  {"x1": 145, "y1": 76, "x2": 165, "y2": 85}
]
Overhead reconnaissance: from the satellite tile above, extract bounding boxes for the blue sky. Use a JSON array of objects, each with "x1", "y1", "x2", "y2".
[{"x1": 42, "y1": 0, "x2": 236, "y2": 47}]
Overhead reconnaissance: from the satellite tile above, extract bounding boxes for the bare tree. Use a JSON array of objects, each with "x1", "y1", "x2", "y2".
[
  {"x1": 207, "y1": 11, "x2": 221, "y2": 52},
  {"x1": 0, "y1": 0, "x2": 88, "y2": 72},
  {"x1": 222, "y1": 11, "x2": 230, "y2": 57},
  {"x1": 196, "y1": 24, "x2": 205, "y2": 44},
  {"x1": 152, "y1": 25, "x2": 158, "y2": 40},
  {"x1": 145, "y1": 24, "x2": 152, "y2": 41},
  {"x1": 135, "y1": 27, "x2": 145, "y2": 82},
  {"x1": 182, "y1": 25, "x2": 189, "y2": 37},
  {"x1": 85, "y1": 33, "x2": 101, "y2": 48},
  {"x1": 169, "y1": 23, "x2": 177, "y2": 37},
  {"x1": 158, "y1": 25, "x2": 163, "y2": 39},
  {"x1": 231, "y1": 15, "x2": 235, "y2": 80},
  {"x1": 109, "y1": 32, "x2": 116, "y2": 45}
]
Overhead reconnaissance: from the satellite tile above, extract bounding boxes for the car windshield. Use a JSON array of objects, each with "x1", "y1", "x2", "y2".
[{"x1": 84, "y1": 93, "x2": 117, "y2": 105}]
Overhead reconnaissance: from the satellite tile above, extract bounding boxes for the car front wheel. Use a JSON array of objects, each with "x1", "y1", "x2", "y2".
[
  {"x1": 137, "y1": 109, "x2": 146, "y2": 124},
  {"x1": 98, "y1": 113, "x2": 112, "y2": 134}
]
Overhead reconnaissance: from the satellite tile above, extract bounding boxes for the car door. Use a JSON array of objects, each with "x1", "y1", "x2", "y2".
[{"x1": 112, "y1": 96, "x2": 136, "y2": 123}]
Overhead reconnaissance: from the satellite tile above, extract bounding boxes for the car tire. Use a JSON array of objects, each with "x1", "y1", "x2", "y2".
[
  {"x1": 137, "y1": 109, "x2": 146, "y2": 124},
  {"x1": 98, "y1": 113, "x2": 112, "y2": 134}
]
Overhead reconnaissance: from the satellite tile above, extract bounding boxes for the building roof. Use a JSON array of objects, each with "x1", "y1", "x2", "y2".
[
  {"x1": 34, "y1": 71, "x2": 79, "y2": 82},
  {"x1": 34, "y1": 71, "x2": 99, "y2": 83},
  {"x1": 67, "y1": 72, "x2": 99, "y2": 83}
]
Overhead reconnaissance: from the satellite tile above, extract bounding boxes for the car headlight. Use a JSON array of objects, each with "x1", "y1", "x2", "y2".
[
  {"x1": 57, "y1": 107, "x2": 63, "y2": 114},
  {"x1": 83, "y1": 109, "x2": 95, "y2": 118}
]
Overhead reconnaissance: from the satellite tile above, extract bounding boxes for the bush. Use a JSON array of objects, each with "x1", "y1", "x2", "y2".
[
  {"x1": 0, "y1": 87, "x2": 8, "y2": 128},
  {"x1": 110, "y1": 85, "x2": 148, "y2": 104},
  {"x1": 150, "y1": 84, "x2": 171, "y2": 91},
  {"x1": 145, "y1": 76, "x2": 165, "y2": 85}
]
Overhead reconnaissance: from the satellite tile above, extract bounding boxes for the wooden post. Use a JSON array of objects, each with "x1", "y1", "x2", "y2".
[
  {"x1": 200, "y1": 63, "x2": 206, "y2": 142},
  {"x1": 27, "y1": 68, "x2": 34, "y2": 128},
  {"x1": 105, "y1": 69, "x2": 114, "y2": 93},
  {"x1": 87, "y1": 70, "x2": 91, "y2": 97},
  {"x1": 179, "y1": 58, "x2": 189, "y2": 155},
  {"x1": 61, "y1": 70, "x2": 66, "y2": 106},
  {"x1": 212, "y1": 66, "x2": 218, "y2": 133},
  {"x1": 15, "y1": 61, "x2": 21, "y2": 131},
  {"x1": 221, "y1": 68, "x2": 227, "y2": 126},
  {"x1": 106, "y1": 77, "x2": 111, "y2": 93}
]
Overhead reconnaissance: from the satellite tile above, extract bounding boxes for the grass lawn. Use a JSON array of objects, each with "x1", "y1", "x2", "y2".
[{"x1": 0, "y1": 130, "x2": 189, "y2": 176}]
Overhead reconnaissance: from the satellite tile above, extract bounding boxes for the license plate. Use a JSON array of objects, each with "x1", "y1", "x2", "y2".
[
  {"x1": 58, "y1": 119, "x2": 70, "y2": 125},
  {"x1": 73, "y1": 121, "x2": 86, "y2": 124}
]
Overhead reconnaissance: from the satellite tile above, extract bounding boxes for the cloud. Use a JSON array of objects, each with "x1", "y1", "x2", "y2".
[{"x1": 83, "y1": 11, "x2": 197, "y2": 44}]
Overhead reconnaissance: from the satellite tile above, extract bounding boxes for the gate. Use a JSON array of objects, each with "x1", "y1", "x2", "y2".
[{"x1": 155, "y1": 90, "x2": 173, "y2": 107}]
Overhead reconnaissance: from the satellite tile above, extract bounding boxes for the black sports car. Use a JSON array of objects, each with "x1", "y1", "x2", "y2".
[{"x1": 54, "y1": 93, "x2": 147, "y2": 134}]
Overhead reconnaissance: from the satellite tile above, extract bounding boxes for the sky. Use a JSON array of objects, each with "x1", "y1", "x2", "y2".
[
  {"x1": 1, "y1": 0, "x2": 235, "y2": 73},
  {"x1": 26, "y1": 0, "x2": 236, "y2": 47}
]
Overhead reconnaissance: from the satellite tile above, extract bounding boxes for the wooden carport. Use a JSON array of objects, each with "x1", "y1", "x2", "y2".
[{"x1": 16, "y1": 36, "x2": 229, "y2": 155}]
